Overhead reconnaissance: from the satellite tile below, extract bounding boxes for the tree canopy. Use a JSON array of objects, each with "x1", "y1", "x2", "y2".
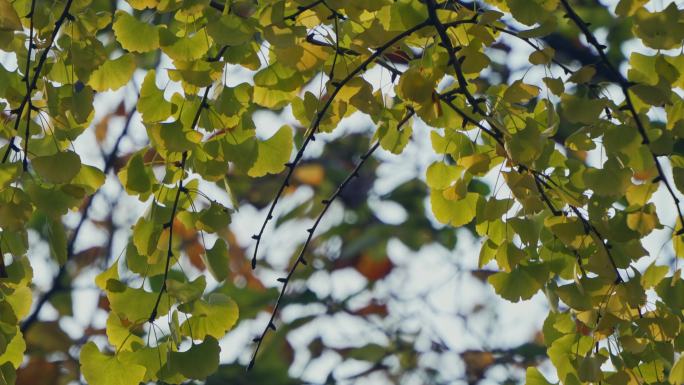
[{"x1": 1, "y1": 0, "x2": 684, "y2": 384}]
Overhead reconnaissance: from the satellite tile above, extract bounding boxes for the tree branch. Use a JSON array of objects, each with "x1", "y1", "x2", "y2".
[
  {"x1": 248, "y1": 108, "x2": 415, "y2": 370},
  {"x1": 250, "y1": 20, "x2": 430, "y2": 269},
  {"x1": 559, "y1": 0, "x2": 684, "y2": 234},
  {"x1": 21, "y1": 104, "x2": 138, "y2": 333},
  {"x1": 426, "y1": 0, "x2": 486, "y2": 115},
  {"x1": 2, "y1": 0, "x2": 74, "y2": 164},
  {"x1": 148, "y1": 84, "x2": 213, "y2": 323}
]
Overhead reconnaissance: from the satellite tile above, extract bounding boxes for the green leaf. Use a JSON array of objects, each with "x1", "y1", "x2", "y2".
[
  {"x1": 204, "y1": 239, "x2": 229, "y2": 282},
  {"x1": 32, "y1": 151, "x2": 81, "y2": 184},
  {"x1": 529, "y1": 47, "x2": 555, "y2": 65},
  {"x1": 167, "y1": 276, "x2": 206, "y2": 304},
  {"x1": 88, "y1": 54, "x2": 136, "y2": 92},
  {"x1": 119, "y1": 342, "x2": 183, "y2": 383},
  {"x1": 489, "y1": 263, "x2": 548, "y2": 302},
  {"x1": 503, "y1": 80, "x2": 539, "y2": 104},
  {"x1": 169, "y1": 336, "x2": 220, "y2": 380},
  {"x1": 583, "y1": 160, "x2": 632, "y2": 197},
  {"x1": 0, "y1": 328, "x2": 24, "y2": 368},
  {"x1": 562, "y1": 95, "x2": 605, "y2": 125},
  {"x1": 80, "y1": 342, "x2": 146, "y2": 385},
  {"x1": 113, "y1": 11, "x2": 160, "y2": 53},
  {"x1": 430, "y1": 191, "x2": 479, "y2": 227},
  {"x1": 196, "y1": 202, "x2": 231, "y2": 233},
  {"x1": 640, "y1": 262, "x2": 669, "y2": 288},
  {"x1": 148, "y1": 120, "x2": 203, "y2": 153},
  {"x1": 248, "y1": 125, "x2": 293, "y2": 177},
  {"x1": 633, "y1": 4, "x2": 684, "y2": 50},
  {"x1": 108, "y1": 280, "x2": 170, "y2": 322},
  {"x1": 46, "y1": 217, "x2": 67, "y2": 265},
  {"x1": 207, "y1": 14, "x2": 254, "y2": 46},
  {"x1": 138, "y1": 70, "x2": 174, "y2": 123},
  {"x1": 180, "y1": 293, "x2": 238, "y2": 340},
  {"x1": 71, "y1": 165, "x2": 106, "y2": 195},
  {"x1": 397, "y1": 67, "x2": 434, "y2": 104},
  {"x1": 426, "y1": 162, "x2": 461, "y2": 190},
  {"x1": 526, "y1": 367, "x2": 555, "y2": 385},
  {"x1": 118, "y1": 151, "x2": 155, "y2": 198},
  {"x1": 378, "y1": 119, "x2": 413, "y2": 155},
  {"x1": 671, "y1": 355, "x2": 684, "y2": 385},
  {"x1": 0, "y1": 0, "x2": 21, "y2": 31},
  {"x1": 615, "y1": 0, "x2": 648, "y2": 17},
  {"x1": 106, "y1": 313, "x2": 144, "y2": 352},
  {"x1": 159, "y1": 28, "x2": 211, "y2": 62}
]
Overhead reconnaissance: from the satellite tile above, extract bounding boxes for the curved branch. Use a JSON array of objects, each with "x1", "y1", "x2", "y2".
[
  {"x1": 559, "y1": 0, "x2": 684, "y2": 233},
  {"x1": 2, "y1": 0, "x2": 74, "y2": 164},
  {"x1": 21, "y1": 104, "x2": 138, "y2": 333},
  {"x1": 250, "y1": 19, "x2": 431, "y2": 269},
  {"x1": 148, "y1": 84, "x2": 213, "y2": 323},
  {"x1": 426, "y1": 0, "x2": 486, "y2": 115},
  {"x1": 248, "y1": 108, "x2": 415, "y2": 370}
]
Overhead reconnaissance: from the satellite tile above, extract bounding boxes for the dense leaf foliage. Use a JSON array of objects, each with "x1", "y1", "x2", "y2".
[{"x1": 1, "y1": 0, "x2": 684, "y2": 383}]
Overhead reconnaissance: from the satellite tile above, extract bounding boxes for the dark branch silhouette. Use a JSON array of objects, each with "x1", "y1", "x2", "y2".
[
  {"x1": 249, "y1": 108, "x2": 416, "y2": 370},
  {"x1": 559, "y1": 0, "x2": 684, "y2": 234}
]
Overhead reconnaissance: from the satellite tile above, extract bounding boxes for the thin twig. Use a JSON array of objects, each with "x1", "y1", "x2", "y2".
[
  {"x1": 21, "y1": 104, "x2": 138, "y2": 333},
  {"x1": 248, "y1": 108, "x2": 415, "y2": 370},
  {"x1": 559, "y1": 0, "x2": 684, "y2": 233},
  {"x1": 148, "y1": 85, "x2": 212, "y2": 323},
  {"x1": 250, "y1": 19, "x2": 431, "y2": 269},
  {"x1": 438, "y1": 91, "x2": 625, "y2": 283},
  {"x1": 2, "y1": 0, "x2": 75, "y2": 163},
  {"x1": 426, "y1": 0, "x2": 486, "y2": 115}
]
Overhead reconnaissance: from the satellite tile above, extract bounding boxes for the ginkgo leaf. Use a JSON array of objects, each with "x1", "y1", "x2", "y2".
[
  {"x1": 166, "y1": 276, "x2": 206, "y2": 304},
  {"x1": 80, "y1": 342, "x2": 146, "y2": 385},
  {"x1": 203, "y1": 239, "x2": 229, "y2": 282},
  {"x1": 248, "y1": 125, "x2": 293, "y2": 177},
  {"x1": 430, "y1": 191, "x2": 479, "y2": 227},
  {"x1": 148, "y1": 120, "x2": 202, "y2": 153},
  {"x1": 46, "y1": 217, "x2": 67, "y2": 265},
  {"x1": 180, "y1": 293, "x2": 238, "y2": 339},
  {"x1": 426, "y1": 162, "x2": 461, "y2": 190},
  {"x1": 207, "y1": 14, "x2": 254, "y2": 46},
  {"x1": 32, "y1": 151, "x2": 81, "y2": 184},
  {"x1": 0, "y1": 328, "x2": 24, "y2": 367},
  {"x1": 118, "y1": 342, "x2": 184, "y2": 383},
  {"x1": 0, "y1": 0, "x2": 21, "y2": 31},
  {"x1": 488, "y1": 263, "x2": 549, "y2": 302},
  {"x1": 626, "y1": 204, "x2": 661, "y2": 235},
  {"x1": 107, "y1": 280, "x2": 170, "y2": 323},
  {"x1": 88, "y1": 54, "x2": 136, "y2": 92},
  {"x1": 138, "y1": 70, "x2": 174, "y2": 123},
  {"x1": 526, "y1": 367, "x2": 555, "y2": 385},
  {"x1": 159, "y1": 28, "x2": 211, "y2": 62},
  {"x1": 112, "y1": 11, "x2": 160, "y2": 53},
  {"x1": 168, "y1": 337, "x2": 220, "y2": 380},
  {"x1": 118, "y1": 151, "x2": 155, "y2": 198},
  {"x1": 671, "y1": 355, "x2": 684, "y2": 385},
  {"x1": 196, "y1": 202, "x2": 231, "y2": 233},
  {"x1": 106, "y1": 313, "x2": 144, "y2": 352},
  {"x1": 71, "y1": 165, "x2": 106, "y2": 195},
  {"x1": 503, "y1": 80, "x2": 539, "y2": 104}
]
